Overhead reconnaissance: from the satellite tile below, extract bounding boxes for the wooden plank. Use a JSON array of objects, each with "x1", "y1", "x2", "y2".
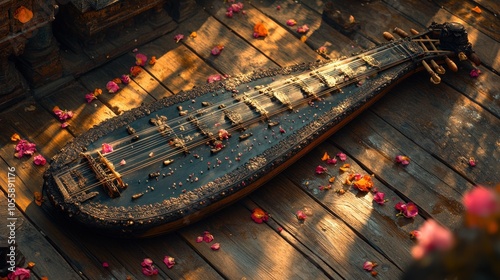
[
  {"x1": 202, "y1": 0, "x2": 321, "y2": 66},
  {"x1": 425, "y1": 0, "x2": 500, "y2": 42},
  {"x1": 253, "y1": 0, "x2": 376, "y2": 53},
  {"x1": 132, "y1": 36, "x2": 219, "y2": 94},
  {"x1": 178, "y1": 10, "x2": 279, "y2": 74},
  {"x1": 369, "y1": 72, "x2": 500, "y2": 186},
  {"x1": 0, "y1": 191, "x2": 80, "y2": 279},
  {"x1": 281, "y1": 142, "x2": 426, "y2": 269},
  {"x1": 36, "y1": 82, "x2": 117, "y2": 137},
  {"x1": 250, "y1": 177, "x2": 404, "y2": 279},
  {"x1": 0, "y1": 100, "x2": 73, "y2": 158},
  {"x1": 112, "y1": 54, "x2": 173, "y2": 100},
  {"x1": 179, "y1": 204, "x2": 337, "y2": 279},
  {"x1": 78, "y1": 58, "x2": 156, "y2": 115},
  {"x1": 329, "y1": 108, "x2": 472, "y2": 229}
]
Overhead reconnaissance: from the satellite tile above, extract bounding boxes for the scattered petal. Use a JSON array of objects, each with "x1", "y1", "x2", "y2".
[
  {"x1": 373, "y1": 192, "x2": 387, "y2": 205},
  {"x1": 135, "y1": 53, "x2": 148, "y2": 66},
  {"x1": 471, "y1": 6, "x2": 482, "y2": 14},
  {"x1": 53, "y1": 106, "x2": 74, "y2": 121},
  {"x1": 409, "y1": 230, "x2": 421, "y2": 240},
  {"x1": 286, "y1": 19, "x2": 297, "y2": 26},
  {"x1": 395, "y1": 155, "x2": 410, "y2": 166},
  {"x1": 297, "y1": 24, "x2": 310, "y2": 34},
  {"x1": 130, "y1": 66, "x2": 142, "y2": 77},
  {"x1": 106, "y1": 81, "x2": 120, "y2": 93},
  {"x1": 190, "y1": 32, "x2": 197, "y2": 38},
  {"x1": 149, "y1": 56, "x2": 157, "y2": 65},
  {"x1": 251, "y1": 208, "x2": 269, "y2": 224},
  {"x1": 163, "y1": 256, "x2": 175, "y2": 269},
  {"x1": 112, "y1": 77, "x2": 122, "y2": 84},
  {"x1": 101, "y1": 143, "x2": 113, "y2": 154},
  {"x1": 337, "y1": 152, "x2": 347, "y2": 161},
  {"x1": 11, "y1": 133, "x2": 21, "y2": 142},
  {"x1": 229, "y1": 2, "x2": 244, "y2": 13},
  {"x1": 203, "y1": 231, "x2": 214, "y2": 243},
  {"x1": 207, "y1": 74, "x2": 223, "y2": 83},
  {"x1": 363, "y1": 261, "x2": 377, "y2": 271},
  {"x1": 411, "y1": 219, "x2": 454, "y2": 259},
  {"x1": 119, "y1": 159, "x2": 126, "y2": 166},
  {"x1": 339, "y1": 163, "x2": 350, "y2": 172},
  {"x1": 315, "y1": 165, "x2": 328, "y2": 174},
  {"x1": 321, "y1": 152, "x2": 330, "y2": 161},
  {"x1": 33, "y1": 154, "x2": 47, "y2": 166},
  {"x1": 196, "y1": 236, "x2": 203, "y2": 243},
  {"x1": 463, "y1": 186, "x2": 498, "y2": 217},
  {"x1": 14, "y1": 6, "x2": 33, "y2": 24},
  {"x1": 102, "y1": 262, "x2": 109, "y2": 268},
  {"x1": 121, "y1": 74, "x2": 131, "y2": 84},
  {"x1": 7, "y1": 267, "x2": 31, "y2": 280},
  {"x1": 276, "y1": 5, "x2": 281, "y2": 10},
  {"x1": 210, "y1": 243, "x2": 220, "y2": 250},
  {"x1": 353, "y1": 175, "x2": 374, "y2": 192},
  {"x1": 296, "y1": 210, "x2": 307, "y2": 221},
  {"x1": 174, "y1": 33, "x2": 184, "y2": 43},
  {"x1": 327, "y1": 157, "x2": 337, "y2": 164},
  {"x1": 94, "y1": 88, "x2": 103, "y2": 96},
  {"x1": 211, "y1": 45, "x2": 224, "y2": 56},
  {"x1": 61, "y1": 122, "x2": 70, "y2": 128},
  {"x1": 300, "y1": 35, "x2": 308, "y2": 42},
  {"x1": 85, "y1": 93, "x2": 97, "y2": 103},
  {"x1": 317, "y1": 46, "x2": 327, "y2": 54},
  {"x1": 253, "y1": 22, "x2": 269, "y2": 38},
  {"x1": 14, "y1": 139, "x2": 37, "y2": 158},
  {"x1": 404, "y1": 202, "x2": 419, "y2": 218}
]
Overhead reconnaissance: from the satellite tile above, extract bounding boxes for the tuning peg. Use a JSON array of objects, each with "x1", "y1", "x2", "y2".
[
  {"x1": 393, "y1": 27, "x2": 409, "y2": 38},
  {"x1": 458, "y1": 52, "x2": 468, "y2": 61},
  {"x1": 383, "y1": 31, "x2": 395, "y2": 41},
  {"x1": 410, "y1": 28, "x2": 419, "y2": 35},
  {"x1": 422, "y1": 60, "x2": 441, "y2": 84},
  {"x1": 444, "y1": 57, "x2": 458, "y2": 72},
  {"x1": 430, "y1": 59, "x2": 446, "y2": 74}
]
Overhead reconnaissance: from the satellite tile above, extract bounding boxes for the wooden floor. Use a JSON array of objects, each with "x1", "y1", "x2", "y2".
[{"x1": 1, "y1": 0, "x2": 499, "y2": 279}]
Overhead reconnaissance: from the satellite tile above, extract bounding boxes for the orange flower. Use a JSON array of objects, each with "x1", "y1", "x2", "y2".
[
  {"x1": 253, "y1": 22, "x2": 269, "y2": 38},
  {"x1": 149, "y1": 56, "x2": 157, "y2": 65},
  {"x1": 11, "y1": 133, "x2": 21, "y2": 142},
  {"x1": 130, "y1": 66, "x2": 142, "y2": 77},
  {"x1": 353, "y1": 175, "x2": 374, "y2": 192},
  {"x1": 471, "y1": 6, "x2": 482, "y2": 14},
  {"x1": 251, "y1": 208, "x2": 269, "y2": 223},
  {"x1": 321, "y1": 152, "x2": 330, "y2": 161},
  {"x1": 339, "y1": 163, "x2": 350, "y2": 172},
  {"x1": 14, "y1": 6, "x2": 33, "y2": 24}
]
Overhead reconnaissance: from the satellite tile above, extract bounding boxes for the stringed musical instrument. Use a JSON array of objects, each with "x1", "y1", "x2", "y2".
[{"x1": 44, "y1": 22, "x2": 480, "y2": 237}]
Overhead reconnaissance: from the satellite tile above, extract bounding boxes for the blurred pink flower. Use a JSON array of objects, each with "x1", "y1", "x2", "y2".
[
  {"x1": 211, "y1": 45, "x2": 224, "y2": 56},
  {"x1": 14, "y1": 139, "x2": 36, "y2": 158},
  {"x1": 210, "y1": 243, "x2": 221, "y2": 250},
  {"x1": 286, "y1": 19, "x2": 297, "y2": 26},
  {"x1": 163, "y1": 256, "x2": 175, "y2": 269},
  {"x1": 101, "y1": 143, "x2": 113, "y2": 154},
  {"x1": 363, "y1": 261, "x2": 377, "y2": 271},
  {"x1": 337, "y1": 152, "x2": 347, "y2": 161},
  {"x1": 33, "y1": 154, "x2": 46, "y2": 166},
  {"x1": 135, "y1": 53, "x2": 147, "y2": 66},
  {"x1": 121, "y1": 74, "x2": 131, "y2": 84},
  {"x1": 373, "y1": 192, "x2": 387, "y2": 205},
  {"x1": 297, "y1": 25, "x2": 309, "y2": 33},
  {"x1": 203, "y1": 231, "x2": 214, "y2": 243},
  {"x1": 174, "y1": 33, "x2": 184, "y2": 43},
  {"x1": 85, "y1": 93, "x2": 97, "y2": 103},
  {"x1": 296, "y1": 210, "x2": 307, "y2": 221},
  {"x1": 106, "y1": 81, "x2": 120, "y2": 93},
  {"x1": 53, "y1": 106, "x2": 74, "y2": 121},
  {"x1": 463, "y1": 186, "x2": 498, "y2": 217},
  {"x1": 315, "y1": 165, "x2": 327, "y2": 174},
  {"x1": 395, "y1": 202, "x2": 419, "y2": 218},
  {"x1": 469, "y1": 68, "x2": 481, "y2": 78},
  {"x1": 7, "y1": 267, "x2": 30, "y2": 280},
  {"x1": 411, "y1": 219, "x2": 453, "y2": 259},
  {"x1": 395, "y1": 155, "x2": 410, "y2": 166},
  {"x1": 207, "y1": 74, "x2": 222, "y2": 83}
]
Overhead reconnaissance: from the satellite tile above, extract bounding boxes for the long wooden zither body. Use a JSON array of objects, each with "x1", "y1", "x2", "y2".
[{"x1": 44, "y1": 22, "x2": 478, "y2": 237}]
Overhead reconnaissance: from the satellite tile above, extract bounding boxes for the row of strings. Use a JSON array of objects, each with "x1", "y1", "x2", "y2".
[{"x1": 60, "y1": 40, "x2": 417, "y2": 194}]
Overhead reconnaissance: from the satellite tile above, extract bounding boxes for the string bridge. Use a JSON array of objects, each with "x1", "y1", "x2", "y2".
[{"x1": 81, "y1": 152, "x2": 128, "y2": 198}]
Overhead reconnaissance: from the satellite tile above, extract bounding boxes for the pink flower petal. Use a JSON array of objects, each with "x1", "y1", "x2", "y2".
[
  {"x1": 207, "y1": 74, "x2": 223, "y2": 83},
  {"x1": 7, "y1": 267, "x2": 31, "y2": 280},
  {"x1": 196, "y1": 236, "x2": 203, "y2": 243},
  {"x1": 210, "y1": 242, "x2": 220, "y2": 250},
  {"x1": 15, "y1": 139, "x2": 37, "y2": 158},
  {"x1": 373, "y1": 192, "x2": 386, "y2": 205},
  {"x1": 296, "y1": 210, "x2": 307, "y2": 221},
  {"x1": 404, "y1": 202, "x2": 419, "y2": 218},
  {"x1": 163, "y1": 256, "x2": 175, "y2": 269},
  {"x1": 101, "y1": 143, "x2": 113, "y2": 154},
  {"x1": 203, "y1": 231, "x2": 214, "y2": 243},
  {"x1": 33, "y1": 154, "x2": 47, "y2": 166},
  {"x1": 363, "y1": 261, "x2": 377, "y2": 271},
  {"x1": 121, "y1": 74, "x2": 131, "y2": 84},
  {"x1": 174, "y1": 34, "x2": 184, "y2": 43},
  {"x1": 286, "y1": 19, "x2": 297, "y2": 26},
  {"x1": 106, "y1": 81, "x2": 120, "y2": 93},
  {"x1": 102, "y1": 262, "x2": 109, "y2": 268},
  {"x1": 463, "y1": 186, "x2": 498, "y2": 217},
  {"x1": 135, "y1": 53, "x2": 147, "y2": 66},
  {"x1": 297, "y1": 24, "x2": 310, "y2": 33},
  {"x1": 411, "y1": 219, "x2": 453, "y2": 259},
  {"x1": 85, "y1": 93, "x2": 96, "y2": 103},
  {"x1": 315, "y1": 165, "x2": 327, "y2": 174},
  {"x1": 337, "y1": 152, "x2": 347, "y2": 161}
]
